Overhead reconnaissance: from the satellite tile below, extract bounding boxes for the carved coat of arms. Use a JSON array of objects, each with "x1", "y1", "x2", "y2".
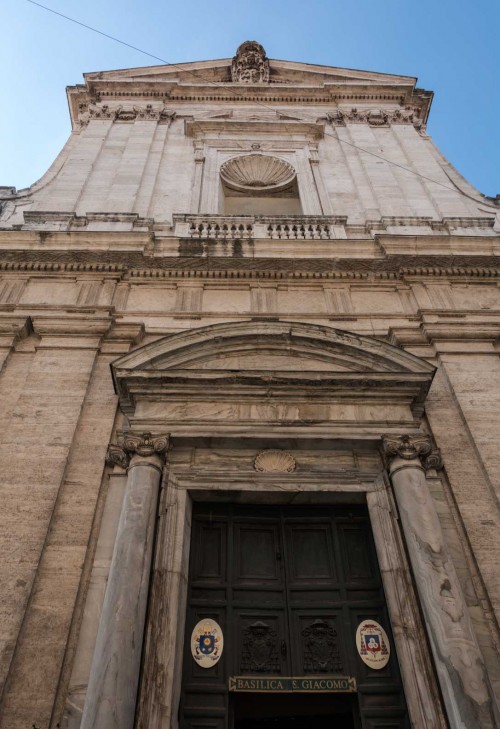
[
  {"x1": 240, "y1": 621, "x2": 280, "y2": 673},
  {"x1": 302, "y1": 619, "x2": 343, "y2": 672},
  {"x1": 231, "y1": 41, "x2": 270, "y2": 84}
]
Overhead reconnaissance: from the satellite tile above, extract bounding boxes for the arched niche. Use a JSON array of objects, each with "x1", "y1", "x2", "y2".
[{"x1": 220, "y1": 154, "x2": 302, "y2": 215}]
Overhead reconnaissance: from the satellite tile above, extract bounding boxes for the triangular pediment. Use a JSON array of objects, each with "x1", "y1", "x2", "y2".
[
  {"x1": 83, "y1": 58, "x2": 416, "y2": 89},
  {"x1": 68, "y1": 47, "x2": 429, "y2": 128}
]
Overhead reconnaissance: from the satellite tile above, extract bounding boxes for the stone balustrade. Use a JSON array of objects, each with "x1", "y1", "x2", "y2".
[{"x1": 173, "y1": 214, "x2": 348, "y2": 240}]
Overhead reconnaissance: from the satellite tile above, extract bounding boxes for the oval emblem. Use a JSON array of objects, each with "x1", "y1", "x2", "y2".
[
  {"x1": 191, "y1": 619, "x2": 224, "y2": 668},
  {"x1": 355, "y1": 620, "x2": 390, "y2": 669}
]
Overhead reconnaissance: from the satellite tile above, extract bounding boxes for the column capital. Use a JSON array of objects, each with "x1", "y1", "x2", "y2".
[
  {"x1": 106, "y1": 432, "x2": 169, "y2": 469},
  {"x1": 382, "y1": 434, "x2": 442, "y2": 471}
]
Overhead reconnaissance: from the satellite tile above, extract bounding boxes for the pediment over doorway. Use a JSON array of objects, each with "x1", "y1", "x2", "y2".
[
  {"x1": 111, "y1": 321, "x2": 435, "y2": 435},
  {"x1": 113, "y1": 321, "x2": 433, "y2": 373}
]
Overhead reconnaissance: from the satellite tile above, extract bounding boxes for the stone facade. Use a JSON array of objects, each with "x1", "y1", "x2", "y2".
[{"x1": 0, "y1": 42, "x2": 499, "y2": 729}]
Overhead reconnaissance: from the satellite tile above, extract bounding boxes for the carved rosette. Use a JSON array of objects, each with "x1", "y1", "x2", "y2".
[
  {"x1": 106, "y1": 431, "x2": 169, "y2": 469},
  {"x1": 254, "y1": 450, "x2": 296, "y2": 473},
  {"x1": 382, "y1": 434, "x2": 442, "y2": 470},
  {"x1": 231, "y1": 41, "x2": 270, "y2": 84}
]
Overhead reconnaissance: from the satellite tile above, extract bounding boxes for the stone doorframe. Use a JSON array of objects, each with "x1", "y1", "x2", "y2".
[{"x1": 136, "y1": 457, "x2": 446, "y2": 729}]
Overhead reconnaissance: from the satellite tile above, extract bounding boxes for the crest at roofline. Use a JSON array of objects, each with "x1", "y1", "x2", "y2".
[
  {"x1": 231, "y1": 41, "x2": 270, "y2": 83},
  {"x1": 77, "y1": 40, "x2": 422, "y2": 90}
]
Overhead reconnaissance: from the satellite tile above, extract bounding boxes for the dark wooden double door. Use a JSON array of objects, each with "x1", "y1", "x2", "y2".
[{"x1": 181, "y1": 504, "x2": 409, "y2": 729}]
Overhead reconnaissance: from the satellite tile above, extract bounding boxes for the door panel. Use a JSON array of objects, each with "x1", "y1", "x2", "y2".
[
  {"x1": 234, "y1": 521, "x2": 282, "y2": 583},
  {"x1": 285, "y1": 523, "x2": 336, "y2": 582},
  {"x1": 193, "y1": 521, "x2": 227, "y2": 582}
]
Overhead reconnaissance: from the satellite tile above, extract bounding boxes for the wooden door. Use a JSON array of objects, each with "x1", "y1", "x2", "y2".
[{"x1": 180, "y1": 504, "x2": 409, "y2": 729}]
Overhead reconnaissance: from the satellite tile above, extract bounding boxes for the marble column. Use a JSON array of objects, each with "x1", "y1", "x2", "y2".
[
  {"x1": 383, "y1": 434, "x2": 497, "y2": 729},
  {"x1": 80, "y1": 432, "x2": 169, "y2": 729}
]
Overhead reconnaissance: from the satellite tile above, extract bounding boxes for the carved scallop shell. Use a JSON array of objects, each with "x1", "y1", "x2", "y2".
[
  {"x1": 220, "y1": 154, "x2": 296, "y2": 193},
  {"x1": 254, "y1": 450, "x2": 296, "y2": 473}
]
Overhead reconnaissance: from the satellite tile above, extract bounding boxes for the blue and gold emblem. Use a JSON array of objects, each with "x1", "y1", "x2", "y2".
[{"x1": 191, "y1": 619, "x2": 224, "y2": 668}]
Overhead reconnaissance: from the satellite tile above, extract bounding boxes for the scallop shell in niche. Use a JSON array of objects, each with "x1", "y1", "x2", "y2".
[
  {"x1": 254, "y1": 450, "x2": 296, "y2": 473},
  {"x1": 220, "y1": 154, "x2": 296, "y2": 193}
]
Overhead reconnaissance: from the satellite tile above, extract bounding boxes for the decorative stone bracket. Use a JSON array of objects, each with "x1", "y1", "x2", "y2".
[
  {"x1": 77, "y1": 103, "x2": 176, "y2": 126},
  {"x1": 326, "y1": 108, "x2": 425, "y2": 131},
  {"x1": 382, "y1": 434, "x2": 442, "y2": 471},
  {"x1": 105, "y1": 431, "x2": 169, "y2": 470}
]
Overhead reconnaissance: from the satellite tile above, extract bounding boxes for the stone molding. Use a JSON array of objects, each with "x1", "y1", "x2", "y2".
[
  {"x1": 23, "y1": 210, "x2": 154, "y2": 230},
  {"x1": 326, "y1": 107, "x2": 425, "y2": 131},
  {"x1": 5, "y1": 211, "x2": 496, "y2": 237},
  {"x1": 106, "y1": 431, "x2": 170, "y2": 469},
  {"x1": 30, "y1": 315, "x2": 112, "y2": 338},
  {"x1": 1, "y1": 259, "x2": 499, "y2": 281},
  {"x1": 76, "y1": 105, "x2": 429, "y2": 131},
  {"x1": 184, "y1": 117, "x2": 324, "y2": 139},
  {"x1": 382, "y1": 434, "x2": 442, "y2": 470},
  {"x1": 77, "y1": 103, "x2": 176, "y2": 126}
]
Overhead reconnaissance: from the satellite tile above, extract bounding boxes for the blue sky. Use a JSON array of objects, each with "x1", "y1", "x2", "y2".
[{"x1": 1, "y1": 0, "x2": 498, "y2": 196}]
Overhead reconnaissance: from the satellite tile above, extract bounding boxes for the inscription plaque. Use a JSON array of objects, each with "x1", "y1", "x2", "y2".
[{"x1": 228, "y1": 675, "x2": 357, "y2": 693}]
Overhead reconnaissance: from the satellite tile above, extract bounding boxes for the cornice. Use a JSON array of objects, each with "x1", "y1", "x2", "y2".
[
  {"x1": 0, "y1": 255, "x2": 499, "y2": 280},
  {"x1": 0, "y1": 261, "x2": 124, "y2": 274},
  {"x1": 5, "y1": 212, "x2": 496, "y2": 240},
  {"x1": 66, "y1": 74, "x2": 431, "y2": 127},
  {"x1": 420, "y1": 321, "x2": 500, "y2": 342},
  {"x1": 30, "y1": 314, "x2": 112, "y2": 338}
]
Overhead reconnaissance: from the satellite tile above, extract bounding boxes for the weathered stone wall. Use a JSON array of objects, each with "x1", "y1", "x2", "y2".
[
  {"x1": 0, "y1": 268, "x2": 498, "y2": 728},
  {"x1": 0, "y1": 49, "x2": 498, "y2": 729}
]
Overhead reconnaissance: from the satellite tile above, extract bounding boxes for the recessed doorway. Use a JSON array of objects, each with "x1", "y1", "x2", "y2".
[
  {"x1": 233, "y1": 693, "x2": 359, "y2": 729},
  {"x1": 179, "y1": 503, "x2": 409, "y2": 729}
]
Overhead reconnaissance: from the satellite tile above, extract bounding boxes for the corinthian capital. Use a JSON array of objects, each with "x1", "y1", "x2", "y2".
[
  {"x1": 382, "y1": 434, "x2": 442, "y2": 470},
  {"x1": 106, "y1": 432, "x2": 169, "y2": 469}
]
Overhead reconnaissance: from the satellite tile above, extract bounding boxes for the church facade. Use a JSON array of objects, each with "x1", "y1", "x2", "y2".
[{"x1": 0, "y1": 42, "x2": 499, "y2": 729}]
